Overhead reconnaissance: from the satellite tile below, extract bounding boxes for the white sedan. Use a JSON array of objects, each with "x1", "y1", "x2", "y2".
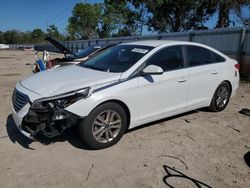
[{"x1": 11, "y1": 40, "x2": 239, "y2": 149}]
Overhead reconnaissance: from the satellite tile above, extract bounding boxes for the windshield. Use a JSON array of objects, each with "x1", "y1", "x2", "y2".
[{"x1": 79, "y1": 45, "x2": 153, "y2": 73}]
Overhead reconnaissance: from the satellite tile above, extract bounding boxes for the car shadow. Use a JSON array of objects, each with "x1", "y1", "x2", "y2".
[
  {"x1": 127, "y1": 110, "x2": 199, "y2": 133},
  {"x1": 6, "y1": 114, "x2": 90, "y2": 150},
  {"x1": 35, "y1": 125, "x2": 90, "y2": 150},
  {"x1": 6, "y1": 114, "x2": 35, "y2": 149},
  {"x1": 244, "y1": 151, "x2": 250, "y2": 168},
  {"x1": 143, "y1": 75, "x2": 154, "y2": 83}
]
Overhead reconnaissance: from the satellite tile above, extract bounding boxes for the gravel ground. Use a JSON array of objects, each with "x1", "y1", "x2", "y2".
[{"x1": 0, "y1": 50, "x2": 249, "y2": 188}]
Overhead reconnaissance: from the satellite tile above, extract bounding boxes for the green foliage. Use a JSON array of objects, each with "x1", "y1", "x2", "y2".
[
  {"x1": 1, "y1": 0, "x2": 250, "y2": 44},
  {"x1": 129, "y1": 0, "x2": 250, "y2": 32},
  {"x1": 31, "y1": 28, "x2": 45, "y2": 43},
  {"x1": 67, "y1": 3, "x2": 101, "y2": 39},
  {"x1": 47, "y1": 25, "x2": 64, "y2": 40},
  {"x1": 3, "y1": 30, "x2": 26, "y2": 44},
  {"x1": 131, "y1": 0, "x2": 212, "y2": 32},
  {"x1": 0, "y1": 31, "x2": 4, "y2": 43},
  {"x1": 208, "y1": 0, "x2": 250, "y2": 28},
  {"x1": 98, "y1": 0, "x2": 141, "y2": 37},
  {"x1": 0, "y1": 27, "x2": 64, "y2": 44}
]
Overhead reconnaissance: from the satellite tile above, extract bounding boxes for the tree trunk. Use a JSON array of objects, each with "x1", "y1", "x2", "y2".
[{"x1": 216, "y1": 1, "x2": 230, "y2": 28}]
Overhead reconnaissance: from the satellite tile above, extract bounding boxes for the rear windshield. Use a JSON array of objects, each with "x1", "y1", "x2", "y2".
[{"x1": 79, "y1": 45, "x2": 153, "y2": 72}]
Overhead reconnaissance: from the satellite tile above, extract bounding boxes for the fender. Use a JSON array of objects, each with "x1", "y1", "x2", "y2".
[{"x1": 65, "y1": 77, "x2": 138, "y2": 122}]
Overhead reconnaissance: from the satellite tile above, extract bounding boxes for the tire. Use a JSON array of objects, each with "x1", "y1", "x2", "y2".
[
  {"x1": 79, "y1": 102, "x2": 127, "y2": 149},
  {"x1": 209, "y1": 82, "x2": 231, "y2": 112}
]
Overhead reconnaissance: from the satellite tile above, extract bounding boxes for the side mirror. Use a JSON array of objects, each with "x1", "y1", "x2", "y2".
[{"x1": 140, "y1": 65, "x2": 163, "y2": 76}]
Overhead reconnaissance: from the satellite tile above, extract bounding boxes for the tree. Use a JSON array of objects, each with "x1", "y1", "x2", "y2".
[
  {"x1": 31, "y1": 28, "x2": 45, "y2": 43},
  {"x1": 132, "y1": 0, "x2": 213, "y2": 33},
  {"x1": 47, "y1": 25, "x2": 60, "y2": 39},
  {"x1": 0, "y1": 31, "x2": 4, "y2": 43},
  {"x1": 208, "y1": 0, "x2": 250, "y2": 28},
  {"x1": 23, "y1": 31, "x2": 33, "y2": 44},
  {"x1": 236, "y1": 4, "x2": 250, "y2": 26},
  {"x1": 131, "y1": 0, "x2": 250, "y2": 32},
  {"x1": 98, "y1": 1, "x2": 119, "y2": 38},
  {"x1": 132, "y1": 2, "x2": 149, "y2": 35},
  {"x1": 0, "y1": 28, "x2": 62, "y2": 44},
  {"x1": 98, "y1": 0, "x2": 142, "y2": 37},
  {"x1": 240, "y1": 14, "x2": 250, "y2": 26},
  {"x1": 3, "y1": 30, "x2": 26, "y2": 44},
  {"x1": 67, "y1": 3, "x2": 101, "y2": 39}
]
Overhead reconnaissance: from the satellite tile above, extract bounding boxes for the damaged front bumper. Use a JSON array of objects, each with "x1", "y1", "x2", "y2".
[
  {"x1": 11, "y1": 83, "x2": 89, "y2": 139},
  {"x1": 12, "y1": 102, "x2": 81, "y2": 139},
  {"x1": 21, "y1": 106, "x2": 80, "y2": 138},
  {"x1": 11, "y1": 89, "x2": 85, "y2": 140}
]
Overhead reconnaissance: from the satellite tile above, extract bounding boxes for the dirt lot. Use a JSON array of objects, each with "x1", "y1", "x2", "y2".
[{"x1": 0, "y1": 50, "x2": 249, "y2": 188}]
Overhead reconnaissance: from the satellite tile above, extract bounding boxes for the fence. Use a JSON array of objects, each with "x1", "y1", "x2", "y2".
[{"x1": 9, "y1": 27, "x2": 250, "y2": 76}]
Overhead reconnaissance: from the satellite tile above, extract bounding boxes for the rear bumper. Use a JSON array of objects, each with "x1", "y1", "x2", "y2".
[
  {"x1": 231, "y1": 74, "x2": 240, "y2": 98},
  {"x1": 231, "y1": 86, "x2": 238, "y2": 98}
]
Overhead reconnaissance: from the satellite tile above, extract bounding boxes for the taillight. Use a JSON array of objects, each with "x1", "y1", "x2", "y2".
[{"x1": 234, "y1": 63, "x2": 240, "y2": 71}]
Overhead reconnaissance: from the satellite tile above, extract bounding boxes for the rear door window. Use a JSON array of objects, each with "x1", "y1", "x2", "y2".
[
  {"x1": 186, "y1": 46, "x2": 212, "y2": 67},
  {"x1": 210, "y1": 51, "x2": 226, "y2": 63}
]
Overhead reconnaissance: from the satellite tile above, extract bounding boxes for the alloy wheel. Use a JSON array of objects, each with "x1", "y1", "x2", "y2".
[
  {"x1": 215, "y1": 86, "x2": 229, "y2": 109},
  {"x1": 92, "y1": 110, "x2": 122, "y2": 143}
]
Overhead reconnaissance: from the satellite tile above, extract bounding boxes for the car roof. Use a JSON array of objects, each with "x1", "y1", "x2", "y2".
[
  {"x1": 119, "y1": 40, "x2": 199, "y2": 47},
  {"x1": 90, "y1": 43, "x2": 117, "y2": 48}
]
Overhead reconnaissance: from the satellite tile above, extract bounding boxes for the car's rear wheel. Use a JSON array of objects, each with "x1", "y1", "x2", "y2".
[
  {"x1": 79, "y1": 102, "x2": 127, "y2": 149},
  {"x1": 210, "y1": 82, "x2": 231, "y2": 112}
]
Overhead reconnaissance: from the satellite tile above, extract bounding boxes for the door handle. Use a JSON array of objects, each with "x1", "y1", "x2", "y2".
[
  {"x1": 177, "y1": 77, "x2": 187, "y2": 83},
  {"x1": 211, "y1": 71, "x2": 218, "y2": 75}
]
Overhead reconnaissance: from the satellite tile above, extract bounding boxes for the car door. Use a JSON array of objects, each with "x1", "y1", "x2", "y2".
[
  {"x1": 184, "y1": 45, "x2": 225, "y2": 108},
  {"x1": 136, "y1": 45, "x2": 190, "y2": 124}
]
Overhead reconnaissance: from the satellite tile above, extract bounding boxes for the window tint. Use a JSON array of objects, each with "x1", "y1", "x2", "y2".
[
  {"x1": 186, "y1": 46, "x2": 212, "y2": 66},
  {"x1": 210, "y1": 51, "x2": 226, "y2": 63},
  {"x1": 79, "y1": 45, "x2": 153, "y2": 72},
  {"x1": 146, "y1": 46, "x2": 184, "y2": 71},
  {"x1": 75, "y1": 46, "x2": 100, "y2": 58}
]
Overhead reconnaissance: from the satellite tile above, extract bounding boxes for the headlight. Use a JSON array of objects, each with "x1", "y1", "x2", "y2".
[{"x1": 31, "y1": 87, "x2": 90, "y2": 109}]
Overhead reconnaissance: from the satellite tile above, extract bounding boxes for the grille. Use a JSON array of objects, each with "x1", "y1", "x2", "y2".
[{"x1": 12, "y1": 89, "x2": 29, "y2": 113}]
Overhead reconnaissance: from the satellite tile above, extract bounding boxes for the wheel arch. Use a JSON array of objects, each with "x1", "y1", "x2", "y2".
[
  {"x1": 209, "y1": 80, "x2": 232, "y2": 112},
  {"x1": 222, "y1": 80, "x2": 232, "y2": 95}
]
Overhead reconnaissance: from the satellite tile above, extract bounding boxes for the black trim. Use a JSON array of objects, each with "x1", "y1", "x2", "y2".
[
  {"x1": 12, "y1": 89, "x2": 29, "y2": 113},
  {"x1": 32, "y1": 87, "x2": 90, "y2": 104},
  {"x1": 22, "y1": 107, "x2": 81, "y2": 138},
  {"x1": 131, "y1": 45, "x2": 186, "y2": 77},
  {"x1": 92, "y1": 77, "x2": 136, "y2": 93},
  {"x1": 182, "y1": 45, "x2": 189, "y2": 68},
  {"x1": 183, "y1": 45, "x2": 227, "y2": 68}
]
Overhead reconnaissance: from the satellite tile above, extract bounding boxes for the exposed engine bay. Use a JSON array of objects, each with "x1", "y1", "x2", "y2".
[{"x1": 21, "y1": 103, "x2": 80, "y2": 138}]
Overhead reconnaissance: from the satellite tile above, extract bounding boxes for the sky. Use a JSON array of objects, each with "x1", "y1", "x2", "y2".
[
  {"x1": 0, "y1": 0, "x2": 248, "y2": 35},
  {"x1": 0, "y1": 0, "x2": 103, "y2": 34}
]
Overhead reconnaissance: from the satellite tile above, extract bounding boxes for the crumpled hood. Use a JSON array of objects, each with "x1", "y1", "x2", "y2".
[{"x1": 21, "y1": 65, "x2": 121, "y2": 97}]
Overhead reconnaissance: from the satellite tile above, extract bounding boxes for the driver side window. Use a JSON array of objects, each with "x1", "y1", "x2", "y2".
[{"x1": 146, "y1": 46, "x2": 184, "y2": 71}]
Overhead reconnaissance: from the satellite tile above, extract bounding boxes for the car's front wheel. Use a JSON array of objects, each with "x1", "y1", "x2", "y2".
[
  {"x1": 79, "y1": 102, "x2": 127, "y2": 149},
  {"x1": 210, "y1": 82, "x2": 231, "y2": 112}
]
